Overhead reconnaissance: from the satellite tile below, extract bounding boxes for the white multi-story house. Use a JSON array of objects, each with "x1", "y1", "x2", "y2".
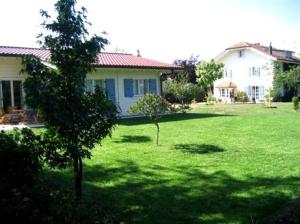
[{"x1": 213, "y1": 42, "x2": 300, "y2": 103}]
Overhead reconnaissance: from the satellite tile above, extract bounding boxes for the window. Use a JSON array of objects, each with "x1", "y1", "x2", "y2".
[
  {"x1": 238, "y1": 50, "x2": 244, "y2": 58},
  {"x1": 249, "y1": 67, "x2": 261, "y2": 77},
  {"x1": 133, "y1": 79, "x2": 150, "y2": 95},
  {"x1": 223, "y1": 69, "x2": 233, "y2": 78},
  {"x1": 85, "y1": 79, "x2": 105, "y2": 93},
  {"x1": 248, "y1": 86, "x2": 259, "y2": 100},
  {"x1": 220, "y1": 88, "x2": 229, "y2": 97}
]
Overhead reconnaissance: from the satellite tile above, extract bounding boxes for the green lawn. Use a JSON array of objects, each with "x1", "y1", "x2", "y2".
[{"x1": 46, "y1": 103, "x2": 300, "y2": 223}]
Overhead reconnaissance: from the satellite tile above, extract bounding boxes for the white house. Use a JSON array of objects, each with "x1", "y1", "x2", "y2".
[
  {"x1": 213, "y1": 42, "x2": 300, "y2": 103},
  {"x1": 0, "y1": 46, "x2": 181, "y2": 116}
]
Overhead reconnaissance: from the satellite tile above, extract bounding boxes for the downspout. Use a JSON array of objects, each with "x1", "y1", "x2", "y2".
[{"x1": 160, "y1": 73, "x2": 163, "y2": 96}]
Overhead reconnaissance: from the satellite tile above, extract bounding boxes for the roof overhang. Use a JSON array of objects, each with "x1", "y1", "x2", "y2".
[
  {"x1": 215, "y1": 81, "x2": 237, "y2": 88},
  {"x1": 214, "y1": 47, "x2": 277, "y2": 63}
]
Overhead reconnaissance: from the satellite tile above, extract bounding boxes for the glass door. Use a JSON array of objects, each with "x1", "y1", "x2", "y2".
[
  {"x1": 2, "y1": 81, "x2": 12, "y2": 112},
  {"x1": 13, "y1": 81, "x2": 22, "y2": 109}
]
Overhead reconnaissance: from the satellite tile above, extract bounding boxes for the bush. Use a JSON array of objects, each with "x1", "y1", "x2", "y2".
[
  {"x1": 0, "y1": 129, "x2": 42, "y2": 193},
  {"x1": 162, "y1": 80, "x2": 205, "y2": 104},
  {"x1": 292, "y1": 96, "x2": 299, "y2": 111},
  {"x1": 206, "y1": 92, "x2": 216, "y2": 105},
  {"x1": 234, "y1": 91, "x2": 248, "y2": 103}
]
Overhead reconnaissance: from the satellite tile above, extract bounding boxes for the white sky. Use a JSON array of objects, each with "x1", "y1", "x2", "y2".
[{"x1": 0, "y1": 0, "x2": 299, "y2": 63}]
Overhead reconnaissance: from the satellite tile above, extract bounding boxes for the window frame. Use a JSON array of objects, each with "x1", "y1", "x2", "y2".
[
  {"x1": 133, "y1": 79, "x2": 150, "y2": 96},
  {"x1": 85, "y1": 79, "x2": 105, "y2": 93}
]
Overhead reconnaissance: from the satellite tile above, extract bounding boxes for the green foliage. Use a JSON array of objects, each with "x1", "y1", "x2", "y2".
[
  {"x1": 0, "y1": 129, "x2": 43, "y2": 193},
  {"x1": 129, "y1": 93, "x2": 171, "y2": 145},
  {"x1": 21, "y1": 0, "x2": 118, "y2": 199},
  {"x1": 206, "y1": 92, "x2": 216, "y2": 105},
  {"x1": 273, "y1": 62, "x2": 300, "y2": 102},
  {"x1": 196, "y1": 59, "x2": 224, "y2": 94},
  {"x1": 292, "y1": 96, "x2": 299, "y2": 111},
  {"x1": 162, "y1": 75, "x2": 205, "y2": 110},
  {"x1": 234, "y1": 91, "x2": 248, "y2": 103},
  {"x1": 172, "y1": 55, "x2": 199, "y2": 83}
]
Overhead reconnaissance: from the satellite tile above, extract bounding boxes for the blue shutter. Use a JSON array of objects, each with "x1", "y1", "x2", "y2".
[
  {"x1": 105, "y1": 79, "x2": 116, "y2": 103},
  {"x1": 124, "y1": 79, "x2": 133, "y2": 97},
  {"x1": 259, "y1": 86, "x2": 265, "y2": 101},
  {"x1": 149, "y1": 79, "x2": 157, "y2": 94}
]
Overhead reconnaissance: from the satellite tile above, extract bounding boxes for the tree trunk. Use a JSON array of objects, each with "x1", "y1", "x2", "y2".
[
  {"x1": 155, "y1": 122, "x2": 159, "y2": 146},
  {"x1": 73, "y1": 156, "x2": 82, "y2": 200}
]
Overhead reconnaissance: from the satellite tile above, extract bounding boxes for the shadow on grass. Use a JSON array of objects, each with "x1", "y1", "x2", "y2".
[
  {"x1": 44, "y1": 159, "x2": 300, "y2": 224},
  {"x1": 121, "y1": 112, "x2": 235, "y2": 126},
  {"x1": 173, "y1": 144, "x2": 224, "y2": 154},
  {"x1": 113, "y1": 135, "x2": 151, "y2": 143}
]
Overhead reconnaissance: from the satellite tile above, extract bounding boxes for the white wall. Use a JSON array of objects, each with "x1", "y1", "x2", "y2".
[
  {"x1": 0, "y1": 57, "x2": 26, "y2": 80},
  {"x1": 87, "y1": 68, "x2": 163, "y2": 115},
  {"x1": 214, "y1": 49, "x2": 274, "y2": 101}
]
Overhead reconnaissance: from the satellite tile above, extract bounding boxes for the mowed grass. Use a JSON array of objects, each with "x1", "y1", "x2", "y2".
[{"x1": 46, "y1": 103, "x2": 300, "y2": 224}]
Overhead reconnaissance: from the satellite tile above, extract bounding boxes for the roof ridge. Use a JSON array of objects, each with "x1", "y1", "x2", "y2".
[
  {"x1": 0, "y1": 46, "x2": 137, "y2": 56},
  {"x1": 100, "y1": 52, "x2": 133, "y2": 56},
  {"x1": 0, "y1": 45, "x2": 47, "y2": 50}
]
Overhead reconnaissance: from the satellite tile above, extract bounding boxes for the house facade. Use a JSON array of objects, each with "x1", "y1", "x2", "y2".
[
  {"x1": 0, "y1": 46, "x2": 180, "y2": 116},
  {"x1": 213, "y1": 42, "x2": 300, "y2": 103}
]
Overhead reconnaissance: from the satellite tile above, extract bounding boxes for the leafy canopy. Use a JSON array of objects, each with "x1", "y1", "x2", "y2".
[
  {"x1": 196, "y1": 59, "x2": 224, "y2": 93},
  {"x1": 130, "y1": 93, "x2": 170, "y2": 122},
  {"x1": 129, "y1": 94, "x2": 170, "y2": 145},
  {"x1": 21, "y1": 0, "x2": 118, "y2": 198},
  {"x1": 273, "y1": 64, "x2": 300, "y2": 101}
]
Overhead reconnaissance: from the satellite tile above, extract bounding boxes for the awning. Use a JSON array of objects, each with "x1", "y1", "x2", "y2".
[{"x1": 215, "y1": 81, "x2": 237, "y2": 88}]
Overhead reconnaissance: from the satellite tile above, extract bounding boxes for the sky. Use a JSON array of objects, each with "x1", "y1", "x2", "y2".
[{"x1": 0, "y1": 0, "x2": 299, "y2": 63}]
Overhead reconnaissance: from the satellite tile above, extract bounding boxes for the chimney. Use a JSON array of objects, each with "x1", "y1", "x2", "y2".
[
  {"x1": 137, "y1": 49, "x2": 141, "y2": 57},
  {"x1": 269, "y1": 42, "x2": 273, "y2": 55}
]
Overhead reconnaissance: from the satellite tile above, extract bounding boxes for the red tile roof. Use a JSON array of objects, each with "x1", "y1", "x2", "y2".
[
  {"x1": 0, "y1": 46, "x2": 181, "y2": 69},
  {"x1": 226, "y1": 42, "x2": 300, "y2": 64}
]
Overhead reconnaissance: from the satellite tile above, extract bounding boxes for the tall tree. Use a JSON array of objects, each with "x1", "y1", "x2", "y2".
[
  {"x1": 196, "y1": 59, "x2": 223, "y2": 95},
  {"x1": 22, "y1": 0, "x2": 118, "y2": 199},
  {"x1": 173, "y1": 55, "x2": 199, "y2": 83},
  {"x1": 273, "y1": 64, "x2": 300, "y2": 101}
]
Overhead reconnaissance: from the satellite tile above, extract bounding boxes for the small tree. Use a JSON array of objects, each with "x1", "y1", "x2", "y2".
[
  {"x1": 196, "y1": 59, "x2": 223, "y2": 95},
  {"x1": 262, "y1": 62, "x2": 274, "y2": 107},
  {"x1": 21, "y1": 0, "x2": 118, "y2": 199},
  {"x1": 129, "y1": 94, "x2": 171, "y2": 145},
  {"x1": 173, "y1": 74, "x2": 193, "y2": 111},
  {"x1": 292, "y1": 96, "x2": 299, "y2": 111}
]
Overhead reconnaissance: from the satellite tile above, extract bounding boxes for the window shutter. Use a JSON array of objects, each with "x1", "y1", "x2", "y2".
[
  {"x1": 105, "y1": 79, "x2": 116, "y2": 103},
  {"x1": 149, "y1": 79, "x2": 157, "y2": 94},
  {"x1": 259, "y1": 86, "x2": 265, "y2": 101},
  {"x1": 124, "y1": 79, "x2": 134, "y2": 97},
  {"x1": 249, "y1": 68, "x2": 252, "y2": 77}
]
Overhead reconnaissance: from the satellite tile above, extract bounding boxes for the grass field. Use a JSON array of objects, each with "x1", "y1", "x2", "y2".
[{"x1": 46, "y1": 103, "x2": 300, "y2": 223}]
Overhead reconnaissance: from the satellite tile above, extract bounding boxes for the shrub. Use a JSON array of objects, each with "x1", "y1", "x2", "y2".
[
  {"x1": 292, "y1": 96, "x2": 299, "y2": 111},
  {"x1": 129, "y1": 93, "x2": 171, "y2": 145},
  {"x1": 0, "y1": 129, "x2": 42, "y2": 193},
  {"x1": 234, "y1": 91, "x2": 248, "y2": 103},
  {"x1": 162, "y1": 79, "x2": 177, "y2": 103},
  {"x1": 206, "y1": 92, "x2": 216, "y2": 105},
  {"x1": 162, "y1": 80, "x2": 205, "y2": 105}
]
